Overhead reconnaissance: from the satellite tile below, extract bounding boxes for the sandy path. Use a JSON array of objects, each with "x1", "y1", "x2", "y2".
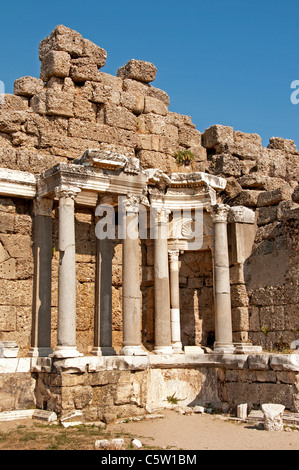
[{"x1": 110, "y1": 410, "x2": 299, "y2": 451}]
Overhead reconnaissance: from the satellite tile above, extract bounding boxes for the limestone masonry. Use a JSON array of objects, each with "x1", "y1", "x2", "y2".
[{"x1": 0, "y1": 25, "x2": 298, "y2": 419}]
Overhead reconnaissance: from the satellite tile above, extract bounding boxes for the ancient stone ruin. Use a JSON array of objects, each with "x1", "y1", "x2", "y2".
[{"x1": 0, "y1": 25, "x2": 298, "y2": 420}]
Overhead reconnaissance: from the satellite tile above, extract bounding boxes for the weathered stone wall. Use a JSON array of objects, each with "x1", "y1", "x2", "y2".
[
  {"x1": 2, "y1": 355, "x2": 298, "y2": 416},
  {"x1": 0, "y1": 25, "x2": 298, "y2": 354},
  {"x1": 0, "y1": 197, "x2": 33, "y2": 353},
  {"x1": 201, "y1": 125, "x2": 299, "y2": 350}
]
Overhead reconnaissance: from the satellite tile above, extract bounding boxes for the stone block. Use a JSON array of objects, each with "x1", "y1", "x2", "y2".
[
  {"x1": 292, "y1": 185, "x2": 299, "y2": 203},
  {"x1": 233, "y1": 189, "x2": 261, "y2": 207},
  {"x1": 104, "y1": 104, "x2": 137, "y2": 131},
  {"x1": 0, "y1": 94, "x2": 28, "y2": 112},
  {"x1": 237, "y1": 403, "x2": 248, "y2": 419},
  {"x1": 81, "y1": 38, "x2": 107, "y2": 68},
  {"x1": 40, "y1": 51, "x2": 71, "y2": 81},
  {"x1": 256, "y1": 205, "x2": 278, "y2": 226},
  {"x1": 0, "y1": 234, "x2": 32, "y2": 259},
  {"x1": 0, "y1": 111, "x2": 27, "y2": 133},
  {"x1": 120, "y1": 91, "x2": 144, "y2": 114},
  {"x1": 70, "y1": 57, "x2": 101, "y2": 83},
  {"x1": 30, "y1": 91, "x2": 47, "y2": 115},
  {"x1": 0, "y1": 212, "x2": 14, "y2": 232},
  {"x1": 137, "y1": 113, "x2": 167, "y2": 135},
  {"x1": 39, "y1": 25, "x2": 84, "y2": 59},
  {"x1": 136, "y1": 134, "x2": 160, "y2": 152},
  {"x1": 202, "y1": 124, "x2": 234, "y2": 151},
  {"x1": 73, "y1": 93, "x2": 97, "y2": 120},
  {"x1": 210, "y1": 154, "x2": 243, "y2": 177},
  {"x1": 147, "y1": 86, "x2": 170, "y2": 106},
  {"x1": 231, "y1": 284, "x2": 249, "y2": 308},
  {"x1": 277, "y1": 200, "x2": 299, "y2": 221},
  {"x1": 257, "y1": 187, "x2": 292, "y2": 207},
  {"x1": 14, "y1": 76, "x2": 44, "y2": 97},
  {"x1": 144, "y1": 96, "x2": 168, "y2": 115},
  {"x1": 0, "y1": 258, "x2": 16, "y2": 279},
  {"x1": 270, "y1": 354, "x2": 299, "y2": 372},
  {"x1": 268, "y1": 137, "x2": 299, "y2": 154},
  {"x1": 0, "y1": 242, "x2": 9, "y2": 264},
  {"x1": 232, "y1": 307, "x2": 249, "y2": 331},
  {"x1": 46, "y1": 90, "x2": 74, "y2": 117},
  {"x1": 0, "y1": 305, "x2": 17, "y2": 331},
  {"x1": 232, "y1": 131, "x2": 262, "y2": 160},
  {"x1": 117, "y1": 59, "x2": 157, "y2": 83}
]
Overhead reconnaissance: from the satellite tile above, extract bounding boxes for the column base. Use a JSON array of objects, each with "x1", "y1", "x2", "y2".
[
  {"x1": 172, "y1": 342, "x2": 183, "y2": 353},
  {"x1": 153, "y1": 346, "x2": 173, "y2": 355},
  {"x1": 28, "y1": 347, "x2": 53, "y2": 358},
  {"x1": 212, "y1": 342, "x2": 235, "y2": 354},
  {"x1": 91, "y1": 346, "x2": 117, "y2": 356},
  {"x1": 50, "y1": 346, "x2": 83, "y2": 359},
  {"x1": 119, "y1": 345, "x2": 148, "y2": 356}
]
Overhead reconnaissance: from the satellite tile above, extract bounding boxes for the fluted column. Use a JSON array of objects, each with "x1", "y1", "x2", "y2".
[
  {"x1": 153, "y1": 208, "x2": 172, "y2": 354},
  {"x1": 52, "y1": 185, "x2": 81, "y2": 358},
  {"x1": 212, "y1": 204, "x2": 234, "y2": 353},
  {"x1": 168, "y1": 249, "x2": 182, "y2": 352},
  {"x1": 29, "y1": 197, "x2": 53, "y2": 357},
  {"x1": 120, "y1": 195, "x2": 147, "y2": 356}
]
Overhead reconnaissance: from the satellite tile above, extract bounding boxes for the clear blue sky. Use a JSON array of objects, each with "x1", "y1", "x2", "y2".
[{"x1": 0, "y1": 0, "x2": 298, "y2": 148}]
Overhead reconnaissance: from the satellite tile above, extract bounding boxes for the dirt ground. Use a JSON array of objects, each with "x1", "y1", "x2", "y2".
[
  {"x1": 110, "y1": 410, "x2": 299, "y2": 450},
  {"x1": 0, "y1": 410, "x2": 298, "y2": 451}
]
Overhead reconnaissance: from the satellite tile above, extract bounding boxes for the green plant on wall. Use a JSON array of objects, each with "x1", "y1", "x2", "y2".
[
  {"x1": 261, "y1": 325, "x2": 269, "y2": 336},
  {"x1": 175, "y1": 149, "x2": 194, "y2": 166}
]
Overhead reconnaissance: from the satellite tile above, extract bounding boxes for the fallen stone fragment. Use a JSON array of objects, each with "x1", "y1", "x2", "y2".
[
  {"x1": 237, "y1": 403, "x2": 248, "y2": 419},
  {"x1": 102, "y1": 413, "x2": 117, "y2": 424},
  {"x1": 60, "y1": 410, "x2": 83, "y2": 428},
  {"x1": 131, "y1": 438, "x2": 142, "y2": 449},
  {"x1": 193, "y1": 406, "x2": 205, "y2": 414},
  {"x1": 95, "y1": 439, "x2": 110, "y2": 450},
  {"x1": 94, "y1": 438, "x2": 124, "y2": 450},
  {"x1": 261, "y1": 404, "x2": 285, "y2": 431}
]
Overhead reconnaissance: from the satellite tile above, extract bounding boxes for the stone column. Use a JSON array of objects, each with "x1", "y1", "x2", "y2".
[
  {"x1": 168, "y1": 250, "x2": 182, "y2": 352},
  {"x1": 29, "y1": 197, "x2": 53, "y2": 357},
  {"x1": 120, "y1": 195, "x2": 147, "y2": 356},
  {"x1": 52, "y1": 185, "x2": 82, "y2": 358},
  {"x1": 153, "y1": 208, "x2": 173, "y2": 354},
  {"x1": 212, "y1": 204, "x2": 234, "y2": 353},
  {"x1": 92, "y1": 231, "x2": 116, "y2": 356}
]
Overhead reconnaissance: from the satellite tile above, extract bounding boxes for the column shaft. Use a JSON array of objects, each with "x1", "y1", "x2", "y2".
[
  {"x1": 53, "y1": 186, "x2": 81, "y2": 358},
  {"x1": 154, "y1": 210, "x2": 172, "y2": 354},
  {"x1": 212, "y1": 204, "x2": 234, "y2": 353},
  {"x1": 120, "y1": 199, "x2": 146, "y2": 356},
  {"x1": 29, "y1": 198, "x2": 53, "y2": 357},
  {"x1": 92, "y1": 236, "x2": 116, "y2": 356},
  {"x1": 169, "y1": 250, "x2": 182, "y2": 352}
]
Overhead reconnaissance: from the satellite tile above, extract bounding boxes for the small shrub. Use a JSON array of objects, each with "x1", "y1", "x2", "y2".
[{"x1": 175, "y1": 150, "x2": 194, "y2": 166}]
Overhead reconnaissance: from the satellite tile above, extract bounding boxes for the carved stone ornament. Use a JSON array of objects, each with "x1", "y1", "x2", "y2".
[
  {"x1": 54, "y1": 185, "x2": 81, "y2": 200},
  {"x1": 212, "y1": 203, "x2": 229, "y2": 223},
  {"x1": 168, "y1": 249, "x2": 180, "y2": 262},
  {"x1": 121, "y1": 193, "x2": 149, "y2": 213},
  {"x1": 33, "y1": 197, "x2": 53, "y2": 217}
]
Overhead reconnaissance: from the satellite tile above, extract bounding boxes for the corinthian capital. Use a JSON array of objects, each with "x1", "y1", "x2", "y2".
[
  {"x1": 55, "y1": 185, "x2": 81, "y2": 200},
  {"x1": 120, "y1": 193, "x2": 149, "y2": 214},
  {"x1": 212, "y1": 203, "x2": 230, "y2": 223}
]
